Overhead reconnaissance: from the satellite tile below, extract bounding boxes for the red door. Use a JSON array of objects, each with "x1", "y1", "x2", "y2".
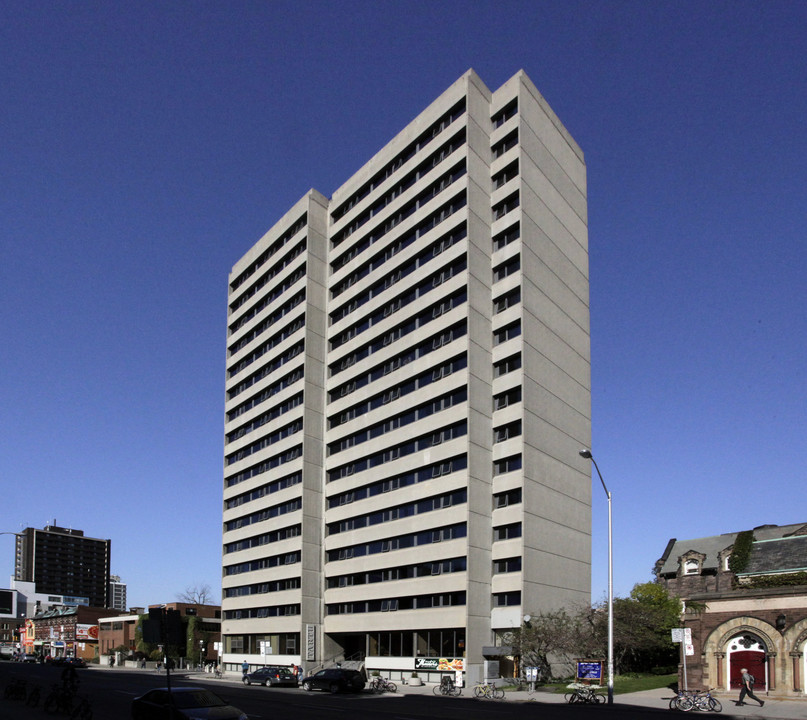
[{"x1": 730, "y1": 650, "x2": 766, "y2": 690}]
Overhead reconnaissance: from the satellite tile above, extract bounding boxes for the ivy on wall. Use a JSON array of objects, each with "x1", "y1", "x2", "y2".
[
  {"x1": 740, "y1": 571, "x2": 807, "y2": 589},
  {"x1": 729, "y1": 531, "x2": 754, "y2": 574}
]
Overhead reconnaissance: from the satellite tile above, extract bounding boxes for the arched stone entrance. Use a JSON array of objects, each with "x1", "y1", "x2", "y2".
[{"x1": 703, "y1": 618, "x2": 778, "y2": 693}]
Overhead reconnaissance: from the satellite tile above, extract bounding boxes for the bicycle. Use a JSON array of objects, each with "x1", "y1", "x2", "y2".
[
  {"x1": 565, "y1": 684, "x2": 605, "y2": 704},
  {"x1": 213, "y1": 668, "x2": 223, "y2": 679},
  {"x1": 433, "y1": 676, "x2": 462, "y2": 697},
  {"x1": 70, "y1": 694, "x2": 93, "y2": 720},
  {"x1": 370, "y1": 676, "x2": 397, "y2": 693},
  {"x1": 473, "y1": 682, "x2": 505, "y2": 700},
  {"x1": 44, "y1": 683, "x2": 76, "y2": 715},
  {"x1": 678, "y1": 689, "x2": 722, "y2": 713},
  {"x1": 4, "y1": 676, "x2": 27, "y2": 701},
  {"x1": 26, "y1": 684, "x2": 42, "y2": 707}
]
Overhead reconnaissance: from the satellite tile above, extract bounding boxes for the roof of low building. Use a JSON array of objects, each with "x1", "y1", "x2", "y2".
[
  {"x1": 741, "y1": 533, "x2": 807, "y2": 576},
  {"x1": 656, "y1": 523, "x2": 807, "y2": 576}
]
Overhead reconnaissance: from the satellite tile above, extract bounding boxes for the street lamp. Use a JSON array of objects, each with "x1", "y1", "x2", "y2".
[{"x1": 579, "y1": 449, "x2": 613, "y2": 705}]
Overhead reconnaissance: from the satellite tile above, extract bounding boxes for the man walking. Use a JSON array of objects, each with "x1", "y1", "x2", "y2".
[{"x1": 738, "y1": 668, "x2": 764, "y2": 707}]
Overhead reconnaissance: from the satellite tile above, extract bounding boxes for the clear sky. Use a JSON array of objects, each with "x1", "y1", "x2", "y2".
[{"x1": 1, "y1": 1, "x2": 805, "y2": 610}]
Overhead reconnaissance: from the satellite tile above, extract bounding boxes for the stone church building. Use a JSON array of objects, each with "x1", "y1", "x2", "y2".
[{"x1": 655, "y1": 522, "x2": 807, "y2": 698}]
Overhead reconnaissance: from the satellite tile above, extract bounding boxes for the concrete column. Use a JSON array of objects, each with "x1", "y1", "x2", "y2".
[{"x1": 790, "y1": 652, "x2": 801, "y2": 693}]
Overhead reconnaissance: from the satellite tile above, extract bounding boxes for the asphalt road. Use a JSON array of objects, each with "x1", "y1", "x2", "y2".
[{"x1": 3, "y1": 662, "x2": 806, "y2": 720}]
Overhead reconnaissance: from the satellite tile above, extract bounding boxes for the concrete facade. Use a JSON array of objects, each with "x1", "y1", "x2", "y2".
[{"x1": 221, "y1": 69, "x2": 591, "y2": 683}]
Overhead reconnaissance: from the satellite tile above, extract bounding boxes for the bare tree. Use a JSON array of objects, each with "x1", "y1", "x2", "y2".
[
  {"x1": 177, "y1": 583, "x2": 215, "y2": 605},
  {"x1": 508, "y1": 608, "x2": 591, "y2": 678}
]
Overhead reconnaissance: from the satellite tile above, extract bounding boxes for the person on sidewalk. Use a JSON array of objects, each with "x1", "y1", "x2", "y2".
[{"x1": 738, "y1": 668, "x2": 764, "y2": 707}]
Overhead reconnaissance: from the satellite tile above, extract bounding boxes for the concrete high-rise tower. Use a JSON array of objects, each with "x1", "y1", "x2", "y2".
[
  {"x1": 15, "y1": 524, "x2": 111, "y2": 608},
  {"x1": 221, "y1": 69, "x2": 591, "y2": 682}
]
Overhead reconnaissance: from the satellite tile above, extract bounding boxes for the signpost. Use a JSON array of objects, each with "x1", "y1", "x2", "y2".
[{"x1": 672, "y1": 627, "x2": 692, "y2": 690}]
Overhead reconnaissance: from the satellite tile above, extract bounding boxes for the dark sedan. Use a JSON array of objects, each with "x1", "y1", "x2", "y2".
[
  {"x1": 131, "y1": 687, "x2": 247, "y2": 720},
  {"x1": 300, "y1": 668, "x2": 365, "y2": 693},
  {"x1": 243, "y1": 666, "x2": 298, "y2": 687}
]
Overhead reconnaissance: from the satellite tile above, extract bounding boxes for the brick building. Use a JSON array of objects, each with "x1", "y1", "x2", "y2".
[
  {"x1": 98, "y1": 603, "x2": 221, "y2": 663},
  {"x1": 32, "y1": 605, "x2": 107, "y2": 660},
  {"x1": 656, "y1": 523, "x2": 807, "y2": 697}
]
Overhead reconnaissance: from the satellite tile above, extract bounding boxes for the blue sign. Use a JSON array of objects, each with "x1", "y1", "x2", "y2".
[{"x1": 576, "y1": 661, "x2": 603, "y2": 681}]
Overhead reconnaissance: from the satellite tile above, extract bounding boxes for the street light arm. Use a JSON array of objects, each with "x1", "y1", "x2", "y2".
[
  {"x1": 579, "y1": 448, "x2": 614, "y2": 705},
  {"x1": 579, "y1": 449, "x2": 610, "y2": 499}
]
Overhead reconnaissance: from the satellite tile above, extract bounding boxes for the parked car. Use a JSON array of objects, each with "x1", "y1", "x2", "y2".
[
  {"x1": 243, "y1": 666, "x2": 298, "y2": 687},
  {"x1": 300, "y1": 668, "x2": 365, "y2": 693},
  {"x1": 22, "y1": 653, "x2": 38, "y2": 663},
  {"x1": 131, "y1": 687, "x2": 247, "y2": 720}
]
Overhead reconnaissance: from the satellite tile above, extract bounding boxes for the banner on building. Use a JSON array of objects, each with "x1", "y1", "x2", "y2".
[{"x1": 76, "y1": 624, "x2": 99, "y2": 641}]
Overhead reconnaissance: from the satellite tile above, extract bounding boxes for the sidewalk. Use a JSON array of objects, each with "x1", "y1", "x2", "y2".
[{"x1": 390, "y1": 679, "x2": 807, "y2": 718}]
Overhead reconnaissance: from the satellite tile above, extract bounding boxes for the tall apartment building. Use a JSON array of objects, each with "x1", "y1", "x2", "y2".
[
  {"x1": 107, "y1": 575, "x2": 127, "y2": 612},
  {"x1": 221, "y1": 69, "x2": 592, "y2": 682},
  {"x1": 15, "y1": 525, "x2": 111, "y2": 608}
]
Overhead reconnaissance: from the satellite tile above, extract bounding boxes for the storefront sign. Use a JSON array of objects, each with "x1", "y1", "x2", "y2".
[
  {"x1": 415, "y1": 657, "x2": 464, "y2": 671},
  {"x1": 305, "y1": 624, "x2": 316, "y2": 661}
]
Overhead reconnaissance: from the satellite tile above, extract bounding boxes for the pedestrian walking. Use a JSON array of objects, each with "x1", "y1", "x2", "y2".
[{"x1": 738, "y1": 668, "x2": 764, "y2": 707}]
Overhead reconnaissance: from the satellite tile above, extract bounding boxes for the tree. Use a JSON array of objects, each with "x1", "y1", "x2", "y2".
[
  {"x1": 587, "y1": 582, "x2": 680, "y2": 673},
  {"x1": 508, "y1": 608, "x2": 592, "y2": 678},
  {"x1": 177, "y1": 583, "x2": 215, "y2": 605}
]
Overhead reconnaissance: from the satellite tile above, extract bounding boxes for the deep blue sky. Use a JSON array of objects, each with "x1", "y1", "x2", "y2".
[{"x1": 1, "y1": 1, "x2": 804, "y2": 610}]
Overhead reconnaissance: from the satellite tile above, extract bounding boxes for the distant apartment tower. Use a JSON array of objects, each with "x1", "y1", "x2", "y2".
[
  {"x1": 15, "y1": 525, "x2": 111, "y2": 608},
  {"x1": 108, "y1": 575, "x2": 127, "y2": 612},
  {"x1": 221, "y1": 69, "x2": 591, "y2": 681}
]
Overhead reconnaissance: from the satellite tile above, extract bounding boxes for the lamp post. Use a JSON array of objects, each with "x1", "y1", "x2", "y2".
[{"x1": 579, "y1": 449, "x2": 613, "y2": 705}]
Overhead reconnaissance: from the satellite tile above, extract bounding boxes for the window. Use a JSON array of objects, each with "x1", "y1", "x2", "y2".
[
  {"x1": 493, "y1": 522, "x2": 522, "y2": 541},
  {"x1": 494, "y1": 321, "x2": 521, "y2": 345},
  {"x1": 494, "y1": 454, "x2": 522, "y2": 475},
  {"x1": 493, "y1": 222, "x2": 520, "y2": 251},
  {"x1": 494, "y1": 420, "x2": 522, "y2": 443},
  {"x1": 493, "y1": 192, "x2": 519, "y2": 220},
  {"x1": 492, "y1": 99, "x2": 518, "y2": 127},
  {"x1": 494, "y1": 488, "x2": 522, "y2": 508},
  {"x1": 493, "y1": 160, "x2": 518, "y2": 189},
  {"x1": 494, "y1": 288, "x2": 520, "y2": 314},
  {"x1": 494, "y1": 353, "x2": 521, "y2": 377},
  {"x1": 494, "y1": 386, "x2": 521, "y2": 410},
  {"x1": 492, "y1": 130, "x2": 518, "y2": 158},
  {"x1": 684, "y1": 559, "x2": 699, "y2": 575},
  {"x1": 493, "y1": 591, "x2": 521, "y2": 607},
  {"x1": 493, "y1": 557, "x2": 521, "y2": 574},
  {"x1": 493, "y1": 255, "x2": 520, "y2": 282}
]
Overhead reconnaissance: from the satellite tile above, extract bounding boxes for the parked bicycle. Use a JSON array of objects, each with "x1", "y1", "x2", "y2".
[
  {"x1": 370, "y1": 676, "x2": 397, "y2": 693},
  {"x1": 565, "y1": 684, "x2": 605, "y2": 704},
  {"x1": 4, "y1": 676, "x2": 27, "y2": 701},
  {"x1": 70, "y1": 693, "x2": 93, "y2": 720},
  {"x1": 473, "y1": 682, "x2": 505, "y2": 700},
  {"x1": 26, "y1": 684, "x2": 42, "y2": 708},
  {"x1": 670, "y1": 689, "x2": 722, "y2": 712},
  {"x1": 433, "y1": 675, "x2": 462, "y2": 697},
  {"x1": 44, "y1": 683, "x2": 76, "y2": 714}
]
